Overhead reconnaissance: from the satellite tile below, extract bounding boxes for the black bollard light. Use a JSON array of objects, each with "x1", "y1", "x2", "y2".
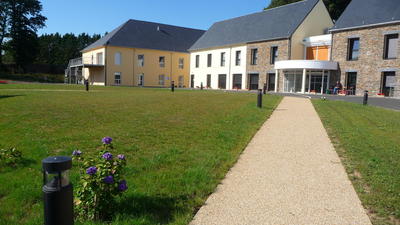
[
  {"x1": 200, "y1": 82, "x2": 203, "y2": 90},
  {"x1": 257, "y1": 89, "x2": 263, "y2": 108},
  {"x1": 363, "y1": 90, "x2": 368, "y2": 105},
  {"x1": 263, "y1": 83, "x2": 267, "y2": 95},
  {"x1": 85, "y1": 79, "x2": 89, "y2": 92},
  {"x1": 171, "y1": 81, "x2": 175, "y2": 92},
  {"x1": 43, "y1": 156, "x2": 74, "y2": 225}
]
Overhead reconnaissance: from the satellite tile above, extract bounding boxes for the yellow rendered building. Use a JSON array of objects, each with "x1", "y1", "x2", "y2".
[{"x1": 80, "y1": 20, "x2": 205, "y2": 87}]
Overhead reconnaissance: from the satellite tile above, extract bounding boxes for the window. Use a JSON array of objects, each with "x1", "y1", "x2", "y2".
[
  {"x1": 384, "y1": 34, "x2": 398, "y2": 59},
  {"x1": 207, "y1": 54, "x2": 212, "y2": 67},
  {"x1": 347, "y1": 38, "x2": 360, "y2": 61},
  {"x1": 207, "y1": 74, "x2": 211, "y2": 87},
  {"x1": 220, "y1": 52, "x2": 226, "y2": 67},
  {"x1": 114, "y1": 72, "x2": 121, "y2": 85},
  {"x1": 270, "y1": 46, "x2": 278, "y2": 64},
  {"x1": 96, "y1": 52, "x2": 103, "y2": 65},
  {"x1": 158, "y1": 74, "x2": 165, "y2": 85},
  {"x1": 195, "y1": 55, "x2": 200, "y2": 68},
  {"x1": 138, "y1": 74, "x2": 144, "y2": 86},
  {"x1": 159, "y1": 56, "x2": 165, "y2": 67},
  {"x1": 179, "y1": 58, "x2": 184, "y2": 69},
  {"x1": 138, "y1": 55, "x2": 144, "y2": 67},
  {"x1": 251, "y1": 49, "x2": 258, "y2": 65},
  {"x1": 114, "y1": 52, "x2": 121, "y2": 65},
  {"x1": 235, "y1": 51, "x2": 241, "y2": 66},
  {"x1": 178, "y1": 75, "x2": 184, "y2": 87}
]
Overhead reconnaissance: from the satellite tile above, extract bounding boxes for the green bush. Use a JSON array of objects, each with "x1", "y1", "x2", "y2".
[
  {"x1": 72, "y1": 137, "x2": 128, "y2": 221},
  {"x1": 0, "y1": 73, "x2": 64, "y2": 83},
  {"x1": 0, "y1": 147, "x2": 22, "y2": 167}
]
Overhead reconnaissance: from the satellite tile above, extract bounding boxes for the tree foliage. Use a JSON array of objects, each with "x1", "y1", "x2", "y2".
[
  {"x1": 0, "y1": 0, "x2": 47, "y2": 71},
  {"x1": 265, "y1": 0, "x2": 351, "y2": 21},
  {"x1": 35, "y1": 33, "x2": 101, "y2": 66}
]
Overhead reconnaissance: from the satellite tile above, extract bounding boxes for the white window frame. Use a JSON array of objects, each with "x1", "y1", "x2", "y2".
[
  {"x1": 236, "y1": 51, "x2": 241, "y2": 66},
  {"x1": 159, "y1": 74, "x2": 165, "y2": 85},
  {"x1": 96, "y1": 52, "x2": 103, "y2": 65},
  {"x1": 220, "y1": 52, "x2": 226, "y2": 67},
  {"x1": 114, "y1": 72, "x2": 121, "y2": 85},
  {"x1": 179, "y1": 58, "x2": 184, "y2": 69},
  {"x1": 159, "y1": 56, "x2": 165, "y2": 67},
  {"x1": 138, "y1": 54, "x2": 144, "y2": 67},
  {"x1": 178, "y1": 75, "x2": 184, "y2": 87}
]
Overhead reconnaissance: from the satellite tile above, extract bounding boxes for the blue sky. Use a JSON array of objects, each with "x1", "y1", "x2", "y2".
[{"x1": 38, "y1": 0, "x2": 270, "y2": 35}]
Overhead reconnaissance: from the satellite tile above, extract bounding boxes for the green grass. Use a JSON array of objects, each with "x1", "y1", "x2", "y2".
[
  {"x1": 0, "y1": 84, "x2": 281, "y2": 225},
  {"x1": 313, "y1": 100, "x2": 400, "y2": 225}
]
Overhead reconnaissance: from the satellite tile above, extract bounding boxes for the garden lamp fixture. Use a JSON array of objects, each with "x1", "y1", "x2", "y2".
[{"x1": 42, "y1": 156, "x2": 74, "y2": 225}]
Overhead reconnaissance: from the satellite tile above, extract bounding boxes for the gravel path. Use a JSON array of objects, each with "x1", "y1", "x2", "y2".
[{"x1": 190, "y1": 97, "x2": 371, "y2": 225}]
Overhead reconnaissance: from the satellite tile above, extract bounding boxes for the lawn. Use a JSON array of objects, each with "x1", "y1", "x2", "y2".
[
  {"x1": 0, "y1": 84, "x2": 282, "y2": 225},
  {"x1": 313, "y1": 99, "x2": 400, "y2": 225}
]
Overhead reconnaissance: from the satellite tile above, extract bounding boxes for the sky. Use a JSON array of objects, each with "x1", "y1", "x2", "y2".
[{"x1": 38, "y1": 0, "x2": 270, "y2": 36}]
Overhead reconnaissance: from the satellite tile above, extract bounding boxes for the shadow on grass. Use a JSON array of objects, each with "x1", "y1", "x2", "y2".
[
  {"x1": 116, "y1": 194, "x2": 189, "y2": 224},
  {"x1": 0, "y1": 95, "x2": 24, "y2": 100},
  {"x1": 0, "y1": 158, "x2": 36, "y2": 173}
]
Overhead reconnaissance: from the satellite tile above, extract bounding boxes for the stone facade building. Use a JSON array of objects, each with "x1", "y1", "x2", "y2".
[
  {"x1": 330, "y1": 0, "x2": 399, "y2": 97},
  {"x1": 189, "y1": 0, "x2": 333, "y2": 91},
  {"x1": 246, "y1": 39, "x2": 290, "y2": 91}
]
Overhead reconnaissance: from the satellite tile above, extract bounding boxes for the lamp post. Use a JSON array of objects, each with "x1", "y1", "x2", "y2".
[
  {"x1": 363, "y1": 90, "x2": 368, "y2": 105},
  {"x1": 257, "y1": 89, "x2": 263, "y2": 108},
  {"x1": 42, "y1": 156, "x2": 74, "y2": 225},
  {"x1": 85, "y1": 79, "x2": 89, "y2": 92}
]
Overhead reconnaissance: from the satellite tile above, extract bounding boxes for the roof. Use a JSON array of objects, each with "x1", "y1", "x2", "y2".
[
  {"x1": 331, "y1": 0, "x2": 400, "y2": 31},
  {"x1": 189, "y1": 0, "x2": 320, "y2": 51},
  {"x1": 83, "y1": 20, "x2": 205, "y2": 52}
]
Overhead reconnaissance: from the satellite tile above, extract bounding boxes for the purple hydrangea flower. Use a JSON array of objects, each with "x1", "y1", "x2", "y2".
[
  {"x1": 118, "y1": 180, "x2": 128, "y2": 192},
  {"x1": 103, "y1": 175, "x2": 114, "y2": 184},
  {"x1": 117, "y1": 154, "x2": 125, "y2": 160},
  {"x1": 72, "y1": 150, "x2": 82, "y2": 156},
  {"x1": 102, "y1": 152, "x2": 113, "y2": 160},
  {"x1": 102, "y1": 137, "x2": 113, "y2": 145},
  {"x1": 86, "y1": 166, "x2": 97, "y2": 175}
]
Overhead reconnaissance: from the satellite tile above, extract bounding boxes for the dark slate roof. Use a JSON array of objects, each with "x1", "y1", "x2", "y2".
[
  {"x1": 189, "y1": 0, "x2": 320, "y2": 51},
  {"x1": 331, "y1": 0, "x2": 400, "y2": 31},
  {"x1": 83, "y1": 20, "x2": 205, "y2": 52}
]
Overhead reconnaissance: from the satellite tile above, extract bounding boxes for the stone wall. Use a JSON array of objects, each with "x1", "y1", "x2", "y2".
[
  {"x1": 246, "y1": 39, "x2": 290, "y2": 91},
  {"x1": 331, "y1": 23, "x2": 400, "y2": 97}
]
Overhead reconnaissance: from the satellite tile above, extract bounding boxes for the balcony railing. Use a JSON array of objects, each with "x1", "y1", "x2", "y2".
[
  {"x1": 69, "y1": 57, "x2": 83, "y2": 67},
  {"x1": 68, "y1": 56, "x2": 105, "y2": 67}
]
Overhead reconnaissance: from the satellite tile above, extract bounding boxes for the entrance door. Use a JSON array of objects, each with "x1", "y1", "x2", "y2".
[
  {"x1": 382, "y1": 71, "x2": 396, "y2": 97},
  {"x1": 218, "y1": 74, "x2": 227, "y2": 89},
  {"x1": 190, "y1": 74, "x2": 194, "y2": 88},
  {"x1": 346, "y1": 72, "x2": 357, "y2": 95},
  {"x1": 268, "y1": 73, "x2": 275, "y2": 91},
  {"x1": 233, "y1": 74, "x2": 242, "y2": 89},
  {"x1": 249, "y1": 74, "x2": 259, "y2": 90},
  {"x1": 138, "y1": 74, "x2": 144, "y2": 86}
]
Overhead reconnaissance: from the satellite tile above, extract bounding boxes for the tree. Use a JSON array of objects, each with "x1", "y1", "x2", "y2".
[
  {"x1": 265, "y1": 0, "x2": 351, "y2": 21},
  {"x1": 35, "y1": 33, "x2": 101, "y2": 67},
  {"x1": 6, "y1": 0, "x2": 46, "y2": 71},
  {"x1": 0, "y1": 1, "x2": 10, "y2": 67}
]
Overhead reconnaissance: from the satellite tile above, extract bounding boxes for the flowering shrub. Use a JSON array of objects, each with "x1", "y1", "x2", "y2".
[
  {"x1": 72, "y1": 137, "x2": 128, "y2": 221},
  {"x1": 0, "y1": 147, "x2": 22, "y2": 167}
]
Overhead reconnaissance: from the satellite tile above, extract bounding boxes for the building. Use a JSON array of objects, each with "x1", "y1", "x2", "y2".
[
  {"x1": 189, "y1": 0, "x2": 334, "y2": 92},
  {"x1": 66, "y1": 20, "x2": 204, "y2": 87},
  {"x1": 330, "y1": 0, "x2": 400, "y2": 97}
]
